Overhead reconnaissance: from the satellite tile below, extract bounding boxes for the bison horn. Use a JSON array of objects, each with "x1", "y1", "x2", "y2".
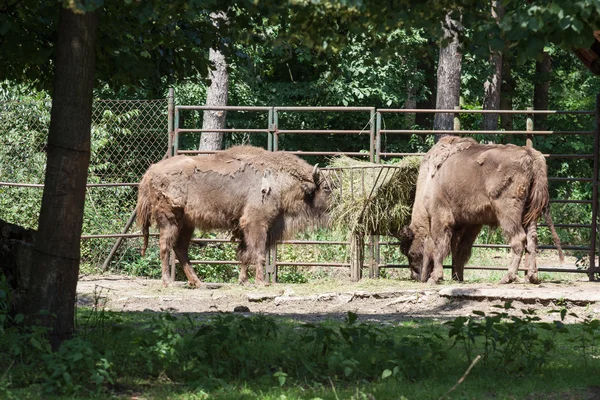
[{"x1": 312, "y1": 164, "x2": 320, "y2": 183}]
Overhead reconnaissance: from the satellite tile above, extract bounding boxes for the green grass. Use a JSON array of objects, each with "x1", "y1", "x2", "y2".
[{"x1": 2, "y1": 302, "x2": 599, "y2": 400}]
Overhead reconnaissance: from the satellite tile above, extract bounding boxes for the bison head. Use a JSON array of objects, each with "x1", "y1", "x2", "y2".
[
  {"x1": 398, "y1": 226, "x2": 421, "y2": 281},
  {"x1": 305, "y1": 164, "x2": 332, "y2": 220}
]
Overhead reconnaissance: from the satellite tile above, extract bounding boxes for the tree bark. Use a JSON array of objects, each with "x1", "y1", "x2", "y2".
[
  {"x1": 533, "y1": 51, "x2": 552, "y2": 131},
  {"x1": 415, "y1": 42, "x2": 437, "y2": 129},
  {"x1": 199, "y1": 12, "x2": 229, "y2": 151},
  {"x1": 26, "y1": 7, "x2": 98, "y2": 349},
  {"x1": 500, "y1": 51, "x2": 514, "y2": 134},
  {"x1": 482, "y1": 1, "x2": 503, "y2": 133},
  {"x1": 434, "y1": 11, "x2": 463, "y2": 139}
]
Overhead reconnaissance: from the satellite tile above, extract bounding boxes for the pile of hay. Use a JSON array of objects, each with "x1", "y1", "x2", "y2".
[{"x1": 327, "y1": 155, "x2": 421, "y2": 237}]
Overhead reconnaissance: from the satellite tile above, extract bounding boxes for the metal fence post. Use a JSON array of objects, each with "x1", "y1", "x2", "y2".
[
  {"x1": 526, "y1": 107, "x2": 534, "y2": 147},
  {"x1": 269, "y1": 107, "x2": 278, "y2": 282},
  {"x1": 167, "y1": 88, "x2": 174, "y2": 157},
  {"x1": 375, "y1": 111, "x2": 382, "y2": 163},
  {"x1": 590, "y1": 95, "x2": 600, "y2": 281}
]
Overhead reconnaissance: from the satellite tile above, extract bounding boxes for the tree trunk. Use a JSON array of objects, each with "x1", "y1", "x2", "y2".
[
  {"x1": 500, "y1": 51, "x2": 514, "y2": 135},
  {"x1": 26, "y1": 7, "x2": 98, "y2": 349},
  {"x1": 482, "y1": 1, "x2": 503, "y2": 133},
  {"x1": 415, "y1": 42, "x2": 437, "y2": 129},
  {"x1": 199, "y1": 12, "x2": 229, "y2": 151},
  {"x1": 404, "y1": 84, "x2": 417, "y2": 127},
  {"x1": 533, "y1": 51, "x2": 552, "y2": 131},
  {"x1": 434, "y1": 11, "x2": 463, "y2": 139}
]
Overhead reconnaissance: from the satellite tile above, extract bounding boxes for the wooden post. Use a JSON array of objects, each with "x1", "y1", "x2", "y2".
[
  {"x1": 453, "y1": 106, "x2": 461, "y2": 131},
  {"x1": 350, "y1": 233, "x2": 364, "y2": 281},
  {"x1": 526, "y1": 107, "x2": 534, "y2": 147}
]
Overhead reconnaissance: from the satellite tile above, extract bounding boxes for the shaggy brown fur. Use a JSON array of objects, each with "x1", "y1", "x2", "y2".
[
  {"x1": 136, "y1": 145, "x2": 330, "y2": 287},
  {"x1": 400, "y1": 136, "x2": 564, "y2": 284}
]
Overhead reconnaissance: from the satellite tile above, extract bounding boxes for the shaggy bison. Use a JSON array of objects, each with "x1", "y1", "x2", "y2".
[
  {"x1": 136, "y1": 145, "x2": 331, "y2": 286},
  {"x1": 400, "y1": 136, "x2": 563, "y2": 284}
]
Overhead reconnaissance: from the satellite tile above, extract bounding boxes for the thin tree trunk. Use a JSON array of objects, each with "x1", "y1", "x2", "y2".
[
  {"x1": 482, "y1": 1, "x2": 503, "y2": 133},
  {"x1": 404, "y1": 84, "x2": 417, "y2": 127},
  {"x1": 199, "y1": 12, "x2": 229, "y2": 151},
  {"x1": 434, "y1": 11, "x2": 463, "y2": 139},
  {"x1": 533, "y1": 51, "x2": 552, "y2": 131},
  {"x1": 26, "y1": 7, "x2": 98, "y2": 349},
  {"x1": 500, "y1": 51, "x2": 514, "y2": 135},
  {"x1": 415, "y1": 42, "x2": 437, "y2": 129}
]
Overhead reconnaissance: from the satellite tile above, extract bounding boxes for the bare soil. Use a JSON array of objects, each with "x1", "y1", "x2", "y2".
[{"x1": 77, "y1": 272, "x2": 600, "y2": 325}]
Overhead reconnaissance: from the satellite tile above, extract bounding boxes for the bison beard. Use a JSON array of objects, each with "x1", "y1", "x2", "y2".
[
  {"x1": 136, "y1": 145, "x2": 330, "y2": 286},
  {"x1": 400, "y1": 136, "x2": 564, "y2": 284}
]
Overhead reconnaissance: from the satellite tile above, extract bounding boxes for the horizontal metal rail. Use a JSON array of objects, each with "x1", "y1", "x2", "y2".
[
  {"x1": 379, "y1": 129, "x2": 592, "y2": 135},
  {"x1": 378, "y1": 264, "x2": 589, "y2": 273},
  {"x1": 1, "y1": 182, "x2": 139, "y2": 188},
  {"x1": 275, "y1": 129, "x2": 367, "y2": 134},
  {"x1": 176, "y1": 105, "x2": 273, "y2": 111},
  {"x1": 176, "y1": 128, "x2": 270, "y2": 133},
  {"x1": 378, "y1": 108, "x2": 594, "y2": 115},
  {"x1": 275, "y1": 106, "x2": 374, "y2": 112}
]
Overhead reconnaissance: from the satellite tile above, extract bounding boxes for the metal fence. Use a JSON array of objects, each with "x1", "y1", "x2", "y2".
[
  {"x1": 1, "y1": 92, "x2": 598, "y2": 281},
  {"x1": 0, "y1": 95, "x2": 169, "y2": 270}
]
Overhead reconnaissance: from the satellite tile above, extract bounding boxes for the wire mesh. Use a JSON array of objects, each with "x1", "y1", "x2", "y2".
[{"x1": 0, "y1": 97, "x2": 168, "y2": 271}]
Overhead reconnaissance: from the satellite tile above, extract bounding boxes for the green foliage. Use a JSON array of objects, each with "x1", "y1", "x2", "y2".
[
  {"x1": 445, "y1": 301, "x2": 569, "y2": 372},
  {"x1": 41, "y1": 337, "x2": 113, "y2": 395}
]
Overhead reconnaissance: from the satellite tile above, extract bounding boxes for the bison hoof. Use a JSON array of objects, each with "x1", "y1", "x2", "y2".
[
  {"x1": 254, "y1": 280, "x2": 270, "y2": 287},
  {"x1": 426, "y1": 277, "x2": 441, "y2": 285},
  {"x1": 238, "y1": 279, "x2": 250, "y2": 286},
  {"x1": 499, "y1": 274, "x2": 519, "y2": 284},
  {"x1": 524, "y1": 274, "x2": 540, "y2": 284},
  {"x1": 187, "y1": 279, "x2": 203, "y2": 288}
]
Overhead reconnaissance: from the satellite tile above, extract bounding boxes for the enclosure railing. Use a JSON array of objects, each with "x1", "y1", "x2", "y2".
[
  {"x1": 375, "y1": 104, "x2": 598, "y2": 280},
  {"x1": 1, "y1": 93, "x2": 598, "y2": 281}
]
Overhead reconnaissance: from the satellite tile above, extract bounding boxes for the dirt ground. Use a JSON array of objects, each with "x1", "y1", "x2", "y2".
[{"x1": 76, "y1": 268, "x2": 600, "y2": 325}]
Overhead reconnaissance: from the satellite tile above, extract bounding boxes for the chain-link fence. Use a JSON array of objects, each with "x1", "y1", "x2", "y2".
[{"x1": 0, "y1": 97, "x2": 168, "y2": 272}]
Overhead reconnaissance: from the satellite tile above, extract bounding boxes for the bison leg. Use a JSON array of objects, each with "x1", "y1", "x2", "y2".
[
  {"x1": 173, "y1": 224, "x2": 202, "y2": 288},
  {"x1": 158, "y1": 221, "x2": 179, "y2": 288},
  {"x1": 242, "y1": 222, "x2": 269, "y2": 285},
  {"x1": 428, "y1": 215, "x2": 454, "y2": 284},
  {"x1": 451, "y1": 225, "x2": 482, "y2": 281},
  {"x1": 523, "y1": 222, "x2": 540, "y2": 284},
  {"x1": 499, "y1": 227, "x2": 526, "y2": 284},
  {"x1": 236, "y1": 238, "x2": 251, "y2": 285},
  {"x1": 421, "y1": 237, "x2": 435, "y2": 283}
]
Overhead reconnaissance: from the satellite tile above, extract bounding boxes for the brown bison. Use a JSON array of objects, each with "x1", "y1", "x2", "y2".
[
  {"x1": 400, "y1": 136, "x2": 563, "y2": 284},
  {"x1": 136, "y1": 145, "x2": 331, "y2": 287}
]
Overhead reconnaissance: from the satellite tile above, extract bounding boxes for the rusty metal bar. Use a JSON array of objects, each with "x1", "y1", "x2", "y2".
[
  {"x1": 274, "y1": 106, "x2": 374, "y2": 112},
  {"x1": 177, "y1": 128, "x2": 270, "y2": 133},
  {"x1": 378, "y1": 129, "x2": 590, "y2": 135},
  {"x1": 176, "y1": 105, "x2": 273, "y2": 111},
  {"x1": 377, "y1": 108, "x2": 594, "y2": 115},
  {"x1": 378, "y1": 153, "x2": 594, "y2": 159},
  {"x1": 0, "y1": 182, "x2": 140, "y2": 188},
  {"x1": 378, "y1": 264, "x2": 590, "y2": 273},
  {"x1": 273, "y1": 129, "x2": 365, "y2": 134},
  {"x1": 282, "y1": 151, "x2": 370, "y2": 157},
  {"x1": 167, "y1": 88, "x2": 174, "y2": 158},
  {"x1": 590, "y1": 94, "x2": 600, "y2": 281}
]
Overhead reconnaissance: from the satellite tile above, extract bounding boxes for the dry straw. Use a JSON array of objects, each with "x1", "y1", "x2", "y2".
[{"x1": 327, "y1": 155, "x2": 421, "y2": 237}]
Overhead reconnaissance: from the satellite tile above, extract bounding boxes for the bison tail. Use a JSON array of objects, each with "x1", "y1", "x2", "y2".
[
  {"x1": 136, "y1": 175, "x2": 153, "y2": 257},
  {"x1": 523, "y1": 149, "x2": 549, "y2": 227}
]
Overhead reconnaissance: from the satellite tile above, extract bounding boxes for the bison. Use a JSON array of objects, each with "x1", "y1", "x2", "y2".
[
  {"x1": 136, "y1": 145, "x2": 331, "y2": 287},
  {"x1": 400, "y1": 136, "x2": 564, "y2": 284}
]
